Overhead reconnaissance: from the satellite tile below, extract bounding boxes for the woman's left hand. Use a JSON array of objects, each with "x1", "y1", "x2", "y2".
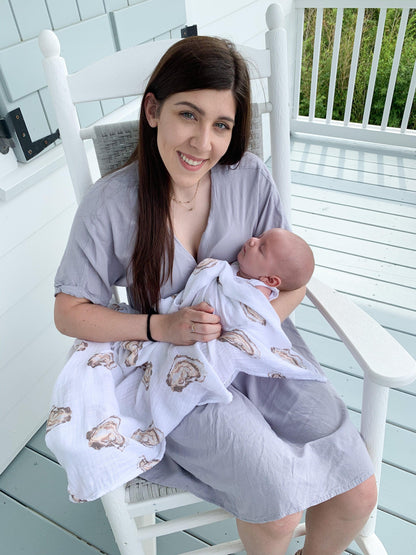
[{"x1": 151, "y1": 302, "x2": 222, "y2": 345}]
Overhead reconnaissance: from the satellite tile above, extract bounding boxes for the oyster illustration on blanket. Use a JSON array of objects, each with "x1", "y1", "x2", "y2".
[
  {"x1": 121, "y1": 340, "x2": 144, "y2": 367},
  {"x1": 271, "y1": 347, "x2": 306, "y2": 368},
  {"x1": 46, "y1": 405, "x2": 72, "y2": 433},
  {"x1": 86, "y1": 416, "x2": 126, "y2": 451},
  {"x1": 140, "y1": 361, "x2": 153, "y2": 390},
  {"x1": 132, "y1": 422, "x2": 164, "y2": 446},
  {"x1": 166, "y1": 354, "x2": 205, "y2": 391},
  {"x1": 74, "y1": 340, "x2": 88, "y2": 351},
  {"x1": 138, "y1": 455, "x2": 160, "y2": 472},
  {"x1": 219, "y1": 329, "x2": 260, "y2": 357},
  {"x1": 193, "y1": 258, "x2": 218, "y2": 274},
  {"x1": 87, "y1": 352, "x2": 117, "y2": 370},
  {"x1": 240, "y1": 303, "x2": 266, "y2": 325},
  {"x1": 268, "y1": 372, "x2": 285, "y2": 379}
]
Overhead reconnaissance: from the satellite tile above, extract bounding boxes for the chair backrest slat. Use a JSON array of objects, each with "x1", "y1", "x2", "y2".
[
  {"x1": 67, "y1": 42, "x2": 271, "y2": 105},
  {"x1": 68, "y1": 39, "x2": 179, "y2": 103}
]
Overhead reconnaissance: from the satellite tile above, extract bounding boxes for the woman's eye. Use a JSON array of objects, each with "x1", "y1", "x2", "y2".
[
  {"x1": 181, "y1": 112, "x2": 195, "y2": 120},
  {"x1": 215, "y1": 122, "x2": 230, "y2": 130}
]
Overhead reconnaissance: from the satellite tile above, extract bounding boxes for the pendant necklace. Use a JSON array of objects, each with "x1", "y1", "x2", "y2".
[{"x1": 171, "y1": 180, "x2": 200, "y2": 211}]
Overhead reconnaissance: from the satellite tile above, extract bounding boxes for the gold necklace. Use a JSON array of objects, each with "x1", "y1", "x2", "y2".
[{"x1": 171, "y1": 180, "x2": 200, "y2": 211}]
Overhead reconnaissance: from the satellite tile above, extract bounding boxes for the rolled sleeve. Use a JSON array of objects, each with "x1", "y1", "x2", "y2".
[{"x1": 54, "y1": 180, "x2": 129, "y2": 307}]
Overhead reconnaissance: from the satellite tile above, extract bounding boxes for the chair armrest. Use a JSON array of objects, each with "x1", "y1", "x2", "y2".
[{"x1": 306, "y1": 277, "x2": 416, "y2": 388}]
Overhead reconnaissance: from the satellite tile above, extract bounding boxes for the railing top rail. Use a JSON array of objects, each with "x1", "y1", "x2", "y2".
[{"x1": 294, "y1": 1, "x2": 415, "y2": 8}]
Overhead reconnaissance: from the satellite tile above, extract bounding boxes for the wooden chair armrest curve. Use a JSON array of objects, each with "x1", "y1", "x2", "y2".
[{"x1": 306, "y1": 277, "x2": 416, "y2": 388}]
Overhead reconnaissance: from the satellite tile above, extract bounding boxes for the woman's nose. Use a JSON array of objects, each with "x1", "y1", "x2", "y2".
[
  {"x1": 191, "y1": 125, "x2": 212, "y2": 152},
  {"x1": 247, "y1": 237, "x2": 257, "y2": 247}
]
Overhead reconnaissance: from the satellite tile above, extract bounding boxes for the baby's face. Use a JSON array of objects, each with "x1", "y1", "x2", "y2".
[{"x1": 237, "y1": 229, "x2": 281, "y2": 280}]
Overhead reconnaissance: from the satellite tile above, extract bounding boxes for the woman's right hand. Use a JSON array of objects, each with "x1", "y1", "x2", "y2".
[{"x1": 151, "y1": 302, "x2": 222, "y2": 345}]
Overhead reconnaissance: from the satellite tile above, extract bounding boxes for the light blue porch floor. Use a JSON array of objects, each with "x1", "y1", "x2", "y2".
[{"x1": 1, "y1": 136, "x2": 415, "y2": 555}]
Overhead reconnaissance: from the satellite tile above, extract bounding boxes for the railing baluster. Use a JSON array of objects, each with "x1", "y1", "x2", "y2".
[
  {"x1": 401, "y1": 58, "x2": 416, "y2": 133},
  {"x1": 362, "y1": 8, "x2": 386, "y2": 128},
  {"x1": 326, "y1": 8, "x2": 343, "y2": 123},
  {"x1": 293, "y1": 7, "x2": 305, "y2": 118},
  {"x1": 344, "y1": 8, "x2": 364, "y2": 126},
  {"x1": 381, "y1": 8, "x2": 410, "y2": 130},
  {"x1": 309, "y1": 8, "x2": 323, "y2": 121}
]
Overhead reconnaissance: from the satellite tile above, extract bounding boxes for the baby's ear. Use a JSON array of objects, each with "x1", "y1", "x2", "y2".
[{"x1": 259, "y1": 275, "x2": 281, "y2": 288}]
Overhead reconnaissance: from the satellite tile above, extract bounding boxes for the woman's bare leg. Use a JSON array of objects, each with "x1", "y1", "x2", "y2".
[
  {"x1": 302, "y1": 475, "x2": 377, "y2": 555},
  {"x1": 237, "y1": 477, "x2": 376, "y2": 555},
  {"x1": 236, "y1": 512, "x2": 302, "y2": 555}
]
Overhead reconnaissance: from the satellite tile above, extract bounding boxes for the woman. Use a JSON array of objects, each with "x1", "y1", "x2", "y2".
[{"x1": 54, "y1": 36, "x2": 376, "y2": 555}]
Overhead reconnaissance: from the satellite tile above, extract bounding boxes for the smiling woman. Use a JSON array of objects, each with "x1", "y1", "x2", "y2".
[{"x1": 52, "y1": 35, "x2": 377, "y2": 555}]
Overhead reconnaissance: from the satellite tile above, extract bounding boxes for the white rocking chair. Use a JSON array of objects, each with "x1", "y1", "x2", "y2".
[{"x1": 39, "y1": 3, "x2": 416, "y2": 554}]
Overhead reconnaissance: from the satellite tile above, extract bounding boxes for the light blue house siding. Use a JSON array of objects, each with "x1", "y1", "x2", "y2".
[{"x1": 0, "y1": 0, "x2": 186, "y2": 161}]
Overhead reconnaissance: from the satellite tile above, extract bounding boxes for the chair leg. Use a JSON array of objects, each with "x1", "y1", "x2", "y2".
[
  {"x1": 135, "y1": 513, "x2": 156, "y2": 555},
  {"x1": 101, "y1": 486, "x2": 150, "y2": 555},
  {"x1": 355, "y1": 533, "x2": 388, "y2": 555}
]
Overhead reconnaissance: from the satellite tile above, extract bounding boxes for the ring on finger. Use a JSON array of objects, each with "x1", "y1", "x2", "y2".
[{"x1": 191, "y1": 323, "x2": 195, "y2": 333}]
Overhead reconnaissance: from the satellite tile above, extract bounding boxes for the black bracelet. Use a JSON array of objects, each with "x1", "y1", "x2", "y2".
[{"x1": 146, "y1": 313, "x2": 156, "y2": 342}]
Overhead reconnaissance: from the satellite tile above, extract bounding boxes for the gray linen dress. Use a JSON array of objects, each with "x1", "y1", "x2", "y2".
[{"x1": 55, "y1": 152, "x2": 374, "y2": 522}]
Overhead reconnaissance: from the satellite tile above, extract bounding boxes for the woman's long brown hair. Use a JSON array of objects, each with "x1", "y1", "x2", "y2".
[{"x1": 129, "y1": 36, "x2": 252, "y2": 312}]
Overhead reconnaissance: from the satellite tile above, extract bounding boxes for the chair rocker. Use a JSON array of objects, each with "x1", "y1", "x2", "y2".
[{"x1": 39, "y1": 3, "x2": 416, "y2": 554}]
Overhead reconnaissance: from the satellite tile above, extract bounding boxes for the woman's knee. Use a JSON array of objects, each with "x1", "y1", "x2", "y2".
[
  {"x1": 336, "y1": 475, "x2": 378, "y2": 520},
  {"x1": 269, "y1": 512, "x2": 303, "y2": 537},
  {"x1": 354, "y1": 475, "x2": 378, "y2": 516}
]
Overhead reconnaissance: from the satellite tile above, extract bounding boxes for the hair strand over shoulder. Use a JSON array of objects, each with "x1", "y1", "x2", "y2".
[{"x1": 128, "y1": 36, "x2": 251, "y2": 312}]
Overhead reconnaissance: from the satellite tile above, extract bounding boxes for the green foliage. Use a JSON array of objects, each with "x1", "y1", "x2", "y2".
[{"x1": 299, "y1": 8, "x2": 416, "y2": 130}]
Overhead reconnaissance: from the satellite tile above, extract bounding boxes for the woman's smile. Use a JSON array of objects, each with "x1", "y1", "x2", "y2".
[{"x1": 178, "y1": 151, "x2": 207, "y2": 171}]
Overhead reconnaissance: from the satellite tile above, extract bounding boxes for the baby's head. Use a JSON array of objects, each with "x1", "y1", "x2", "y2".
[{"x1": 237, "y1": 228, "x2": 315, "y2": 290}]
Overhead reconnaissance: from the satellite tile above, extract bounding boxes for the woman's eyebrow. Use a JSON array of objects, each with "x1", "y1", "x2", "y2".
[{"x1": 174, "y1": 101, "x2": 235, "y2": 124}]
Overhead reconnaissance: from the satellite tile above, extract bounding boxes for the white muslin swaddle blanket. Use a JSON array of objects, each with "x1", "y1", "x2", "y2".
[{"x1": 46, "y1": 259, "x2": 325, "y2": 502}]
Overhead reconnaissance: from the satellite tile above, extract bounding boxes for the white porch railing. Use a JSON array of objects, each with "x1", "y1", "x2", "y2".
[{"x1": 286, "y1": 1, "x2": 416, "y2": 148}]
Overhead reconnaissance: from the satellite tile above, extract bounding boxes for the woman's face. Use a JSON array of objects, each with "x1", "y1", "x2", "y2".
[{"x1": 145, "y1": 89, "x2": 236, "y2": 190}]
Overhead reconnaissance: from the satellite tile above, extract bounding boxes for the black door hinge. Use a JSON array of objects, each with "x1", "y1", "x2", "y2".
[
  {"x1": 181, "y1": 24, "x2": 198, "y2": 38},
  {"x1": 0, "y1": 108, "x2": 60, "y2": 161}
]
